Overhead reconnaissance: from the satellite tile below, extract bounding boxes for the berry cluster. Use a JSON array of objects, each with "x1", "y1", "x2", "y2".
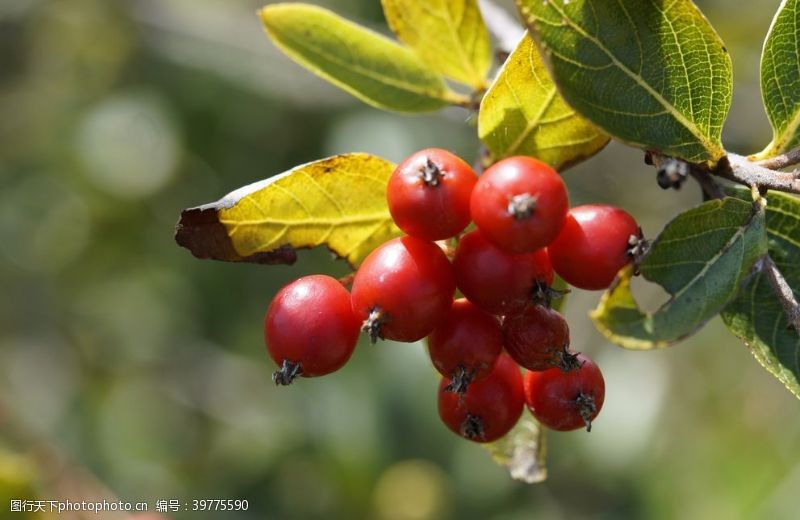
[{"x1": 264, "y1": 148, "x2": 643, "y2": 443}]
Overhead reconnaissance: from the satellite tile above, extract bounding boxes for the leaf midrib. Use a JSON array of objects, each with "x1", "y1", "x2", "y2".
[
  {"x1": 538, "y1": 1, "x2": 723, "y2": 159},
  {"x1": 221, "y1": 213, "x2": 391, "y2": 227},
  {"x1": 504, "y1": 87, "x2": 558, "y2": 156},
  {"x1": 661, "y1": 203, "x2": 759, "y2": 304}
]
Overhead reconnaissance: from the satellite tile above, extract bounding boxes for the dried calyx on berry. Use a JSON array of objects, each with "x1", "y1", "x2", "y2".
[
  {"x1": 507, "y1": 192, "x2": 538, "y2": 219},
  {"x1": 524, "y1": 353, "x2": 606, "y2": 432},
  {"x1": 443, "y1": 365, "x2": 477, "y2": 394},
  {"x1": 460, "y1": 413, "x2": 486, "y2": 441},
  {"x1": 387, "y1": 148, "x2": 477, "y2": 241},
  {"x1": 548, "y1": 204, "x2": 642, "y2": 291},
  {"x1": 361, "y1": 307, "x2": 386, "y2": 344},
  {"x1": 471, "y1": 156, "x2": 569, "y2": 253},
  {"x1": 264, "y1": 275, "x2": 360, "y2": 386},
  {"x1": 438, "y1": 354, "x2": 524, "y2": 443},
  {"x1": 272, "y1": 359, "x2": 302, "y2": 386},
  {"x1": 419, "y1": 158, "x2": 442, "y2": 187}
]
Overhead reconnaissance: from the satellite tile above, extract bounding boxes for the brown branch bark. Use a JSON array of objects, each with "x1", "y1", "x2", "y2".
[
  {"x1": 761, "y1": 255, "x2": 800, "y2": 332},
  {"x1": 754, "y1": 147, "x2": 800, "y2": 170},
  {"x1": 648, "y1": 151, "x2": 800, "y2": 195},
  {"x1": 715, "y1": 154, "x2": 800, "y2": 194}
]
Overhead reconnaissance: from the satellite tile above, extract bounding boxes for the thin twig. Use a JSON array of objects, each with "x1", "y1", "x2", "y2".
[
  {"x1": 473, "y1": 143, "x2": 491, "y2": 175},
  {"x1": 688, "y1": 169, "x2": 726, "y2": 200},
  {"x1": 760, "y1": 255, "x2": 800, "y2": 332},
  {"x1": 645, "y1": 152, "x2": 800, "y2": 333},
  {"x1": 648, "y1": 151, "x2": 800, "y2": 195},
  {"x1": 715, "y1": 154, "x2": 800, "y2": 194},
  {"x1": 755, "y1": 147, "x2": 800, "y2": 170}
]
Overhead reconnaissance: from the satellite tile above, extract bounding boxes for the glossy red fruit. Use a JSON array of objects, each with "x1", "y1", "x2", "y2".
[
  {"x1": 265, "y1": 275, "x2": 361, "y2": 385},
  {"x1": 503, "y1": 305, "x2": 576, "y2": 371},
  {"x1": 428, "y1": 298, "x2": 503, "y2": 393},
  {"x1": 453, "y1": 230, "x2": 554, "y2": 316},
  {"x1": 438, "y1": 354, "x2": 524, "y2": 442},
  {"x1": 470, "y1": 156, "x2": 569, "y2": 253},
  {"x1": 547, "y1": 204, "x2": 640, "y2": 290},
  {"x1": 387, "y1": 148, "x2": 477, "y2": 241},
  {"x1": 351, "y1": 236, "x2": 456, "y2": 343},
  {"x1": 524, "y1": 354, "x2": 605, "y2": 432}
]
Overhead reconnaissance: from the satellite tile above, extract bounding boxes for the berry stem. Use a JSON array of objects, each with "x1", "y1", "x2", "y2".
[
  {"x1": 575, "y1": 392, "x2": 597, "y2": 432},
  {"x1": 337, "y1": 272, "x2": 356, "y2": 287},
  {"x1": 273, "y1": 359, "x2": 302, "y2": 386},
  {"x1": 444, "y1": 365, "x2": 476, "y2": 394},
  {"x1": 507, "y1": 193, "x2": 538, "y2": 219},
  {"x1": 362, "y1": 307, "x2": 387, "y2": 344},
  {"x1": 460, "y1": 413, "x2": 486, "y2": 441}
]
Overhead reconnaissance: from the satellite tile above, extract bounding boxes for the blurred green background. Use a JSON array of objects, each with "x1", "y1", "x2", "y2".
[{"x1": 1, "y1": 0, "x2": 798, "y2": 518}]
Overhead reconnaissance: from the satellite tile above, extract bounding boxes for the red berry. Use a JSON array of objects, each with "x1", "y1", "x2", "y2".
[
  {"x1": 265, "y1": 275, "x2": 361, "y2": 385},
  {"x1": 503, "y1": 305, "x2": 576, "y2": 371},
  {"x1": 387, "y1": 148, "x2": 477, "y2": 241},
  {"x1": 470, "y1": 156, "x2": 568, "y2": 253},
  {"x1": 547, "y1": 204, "x2": 640, "y2": 290},
  {"x1": 452, "y1": 230, "x2": 554, "y2": 316},
  {"x1": 351, "y1": 236, "x2": 456, "y2": 343},
  {"x1": 524, "y1": 354, "x2": 605, "y2": 432},
  {"x1": 427, "y1": 298, "x2": 503, "y2": 393},
  {"x1": 438, "y1": 354, "x2": 524, "y2": 442}
]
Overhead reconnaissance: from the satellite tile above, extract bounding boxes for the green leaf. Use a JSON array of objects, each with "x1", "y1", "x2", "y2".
[
  {"x1": 722, "y1": 191, "x2": 800, "y2": 399},
  {"x1": 484, "y1": 416, "x2": 547, "y2": 484},
  {"x1": 175, "y1": 153, "x2": 402, "y2": 268},
  {"x1": 259, "y1": 3, "x2": 466, "y2": 113},
  {"x1": 758, "y1": 0, "x2": 800, "y2": 158},
  {"x1": 381, "y1": 0, "x2": 491, "y2": 89},
  {"x1": 516, "y1": 0, "x2": 731, "y2": 164},
  {"x1": 478, "y1": 32, "x2": 608, "y2": 170},
  {"x1": 591, "y1": 197, "x2": 767, "y2": 349}
]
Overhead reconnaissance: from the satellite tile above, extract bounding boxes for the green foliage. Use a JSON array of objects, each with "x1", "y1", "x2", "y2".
[
  {"x1": 759, "y1": 0, "x2": 800, "y2": 158},
  {"x1": 516, "y1": 0, "x2": 732, "y2": 164},
  {"x1": 478, "y1": 33, "x2": 608, "y2": 169},
  {"x1": 381, "y1": 0, "x2": 491, "y2": 89},
  {"x1": 259, "y1": 3, "x2": 466, "y2": 112},
  {"x1": 592, "y1": 197, "x2": 767, "y2": 349},
  {"x1": 722, "y1": 191, "x2": 800, "y2": 399},
  {"x1": 175, "y1": 154, "x2": 401, "y2": 268}
]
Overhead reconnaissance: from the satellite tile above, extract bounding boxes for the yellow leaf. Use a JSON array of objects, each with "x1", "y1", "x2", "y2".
[
  {"x1": 478, "y1": 33, "x2": 608, "y2": 170},
  {"x1": 259, "y1": 3, "x2": 468, "y2": 112},
  {"x1": 175, "y1": 154, "x2": 402, "y2": 268},
  {"x1": 381, "y1": 0, "x2": 491, "y2": 89}
]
